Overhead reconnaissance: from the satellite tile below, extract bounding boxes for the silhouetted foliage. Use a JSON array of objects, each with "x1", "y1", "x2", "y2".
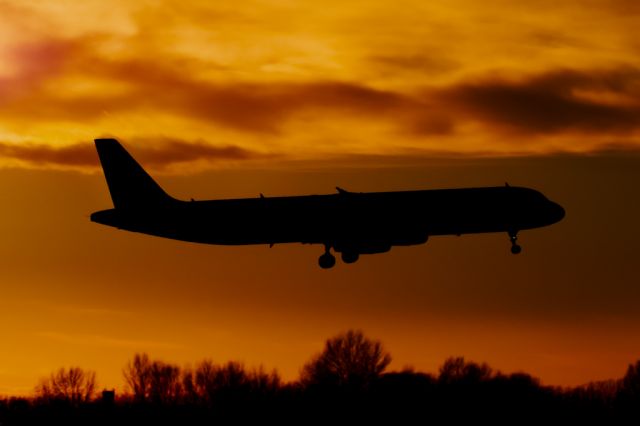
[
  {"x1": 621, "y1": 360, "x2": 640, "y2": 398},
  {"x1": 371, "y1": 369, "x2": 437, "y2": 419},
  {"x1": 148, "y1": 360, "x2": 182, "y2": 405},
  {"x1": 182, "y1": 360, "x2": 280, "y2": 407},
  {"x1": 438, "y1": 356, "x2": 493, "y2": 385},
  {"x1": 123, "y1": 353, "x2": 183, "y2": 405},
  {"x1": 616, "y1": 359, "x2": 640, "y2": 416},
  {"x1": 122, "y1": 353, "x2": 151, "y2": 403},
  {"x1": 2, "y1": 331, "x2": 640, "y2": 425},
  {"x1": 35, "y1": 367, "x2": 96, "y2": 406},
  {"x1": 301, "y1": 329, "x2": 391, "y2": 390}
]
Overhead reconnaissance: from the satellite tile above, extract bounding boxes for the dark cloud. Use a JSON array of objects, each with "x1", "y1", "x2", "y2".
[
  {"x1": 0, "y1": 138, "x2": 269, "y2": 170},
  {"x1": 437, "y1": 68, "x2": 640, "y2": 134},
  {"x1": 129, "y1": 137, "x2": 271, "y2": 167},
  {"x1": 586, "y1": 141, "x2": 640, "y2": 155},
  {"x1": 0, "y1": 142, "x2": 96, "y2": 167}
]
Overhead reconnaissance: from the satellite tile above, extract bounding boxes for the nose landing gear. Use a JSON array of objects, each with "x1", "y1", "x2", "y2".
[{"x1": 508, "y1": 231, "x2": 522, "y2": 254}]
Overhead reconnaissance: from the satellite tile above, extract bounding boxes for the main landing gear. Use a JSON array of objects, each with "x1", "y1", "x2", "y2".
[
  {"x1": 318, "y1": 245, "x2": 360, "y2": 268},
  {"x1": 508, "y1": 231, "x2": 522, "y2": 254},
  {"x1": 318, "y1": 244, "x2": 336, "y2": 269},
  {"x1": 341, "y1": 251, "x2": 359, "y2": 264}
]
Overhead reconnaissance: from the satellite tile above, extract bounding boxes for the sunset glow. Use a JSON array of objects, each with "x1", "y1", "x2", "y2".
[{"x1": 0, "y1": 0, "x2": 639, "y2": 395}]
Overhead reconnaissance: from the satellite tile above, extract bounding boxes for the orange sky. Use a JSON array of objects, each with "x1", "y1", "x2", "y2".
[{"x1": 0, "y1": 0, "x2": 639, "y2": 395}]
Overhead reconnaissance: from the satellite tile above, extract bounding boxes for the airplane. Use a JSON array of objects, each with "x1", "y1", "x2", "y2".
[{"x1": 91, "y1": 138, "x2": 565, "y2": 269}]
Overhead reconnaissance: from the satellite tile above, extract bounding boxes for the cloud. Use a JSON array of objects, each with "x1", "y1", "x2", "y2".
[
  {"x1": 43, "y1": 76, "x2": 417, "y2": 134},
  {"x1": 0, "y1": 138, "x2": 271, "y2": 170},
  {"x1": 0, "y1": 39, "x2": 75, "y2": 100},
  {"x1": 2, "y1": 35, "x2": 639, "y2": 148},
  {"x1": 0, "y1": 142, "x2": 95, "y2": 167},
  {"x1": 20, "y1": 42, "x2": 640, "y2": 138},
  {"x1": 1, "y1": 36, "x2": 445, "y2": 133},
  {"x1": 129, "y1": 137, "x2": 273, "y2": 167},
  {"x1": 435, "y1": 67, "x2": 640, "y2": 135}
]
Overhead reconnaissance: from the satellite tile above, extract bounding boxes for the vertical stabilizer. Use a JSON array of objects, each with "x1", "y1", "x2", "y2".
[{"x1": 94, "y1": 138, "x2": 176, "y2": 209}]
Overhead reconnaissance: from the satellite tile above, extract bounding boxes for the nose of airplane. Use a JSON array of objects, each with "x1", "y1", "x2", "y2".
[{"x1": 549, "y1": 201, "x2": 565, "y2": 223}]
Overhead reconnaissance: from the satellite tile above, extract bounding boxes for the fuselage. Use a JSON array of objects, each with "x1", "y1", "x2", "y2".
[
  {"x1": 91, "y1": 185, "x2": 565, "y2": 254},
  {"x1": 91, "y1": 138, "x2": 566, "y2": 267}
]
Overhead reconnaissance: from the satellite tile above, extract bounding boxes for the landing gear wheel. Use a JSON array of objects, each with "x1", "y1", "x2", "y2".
[
  {"x1": 318, "y1": 253, "x2": 336, "y2": 269},
  {"x1": 341, "y1": 252, "x2": 359, "y2": 264},
  {"x1": 508, "y1": 231, "x2": 521, "y2": 255}
]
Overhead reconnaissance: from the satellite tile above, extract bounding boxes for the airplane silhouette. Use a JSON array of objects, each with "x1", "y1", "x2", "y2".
[{"x1": 91, "y1": 138, "x2": 565, "y2": 268}]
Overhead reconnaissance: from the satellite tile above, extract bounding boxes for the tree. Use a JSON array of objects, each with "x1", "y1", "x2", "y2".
[
  {"x1": 123, "y1": 353, "x2": 151, "y2": 403},
  {"x1": 148, "y1": 360, "x2": 182, "y2": 405},
  {"x1": 35, "y1": 367, "x2": 96, "y2": 405},
  {"x1": 123, "y1": 353, "x2": 182, "y2": 404},
  {"x1": 247, "y1": 365, "x2": 281, "y2": 395},
  {"x1": 300, "y1": 329, "x2": 392, "y2": 389},
  {"x1": 621, "y1": 360, "x2": 640, "y2": 397},
  {"x1": 182, "y1": 359, "x2": 281, "y2": 406},
  {"x1": 438, "y1": 356, "x2": 493, "y2": 385},
  {"x1": 618, "y1": 359, "x2": 640, "y2": 409}
]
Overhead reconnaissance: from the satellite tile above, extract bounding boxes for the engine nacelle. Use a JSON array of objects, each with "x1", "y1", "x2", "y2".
[{"x1": 391, "y1": 234, "x2": 429, "y2": 246}]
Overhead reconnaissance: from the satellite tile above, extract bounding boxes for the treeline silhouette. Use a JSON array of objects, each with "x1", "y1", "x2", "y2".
[{"x1": 1, "y1": 329, "x2": 639, "y2": 424}]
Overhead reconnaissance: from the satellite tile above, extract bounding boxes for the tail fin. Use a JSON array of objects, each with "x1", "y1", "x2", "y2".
[{"x1": 95, "y1": 138, "x2": 176, "y2": 209}]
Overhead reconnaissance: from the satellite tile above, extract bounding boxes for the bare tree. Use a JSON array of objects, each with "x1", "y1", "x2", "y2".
[
  {"x1": 123, "y1": 353, "x2": 182, "y2": 405},
  {"x1": 35, "y1": 367, "x2": 96, "y2": 405},
  {"x1": 619, "y1": 360, "x2": 640, "y2": 404},
  {"x1": 181, "y1": 359, "x2": 281, "y2": 406},
  {"x1": 148, "y1": 360, "x2": 182, "y2": 405},
  {"x1": 193, "y1": 359, "x2": 218, "y2": 404},
  {"x1": 123, "y1": 353, "x2": 151, "y2": 403},
  {"x1": 181, "y1": 365, "x2": 197, "y2": 404},
  {"x1": 213, "y1": 361, "x2": 248, "y2": 390},
  {"x1": 122, "y1": 354, "x2": 282, "y2": 406},
  {"x1": 438, "y1": 356, "x2": 493, "y2": 385},
  {"x1": 300, "y1": 329, "x2": 392, "y2": 389},
  {"x1": 190, "y1": 360, "x2": 250, "y2": 405},
  {"x1": 248, "y1": 365, "x2": 281, "y2": 394}
]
